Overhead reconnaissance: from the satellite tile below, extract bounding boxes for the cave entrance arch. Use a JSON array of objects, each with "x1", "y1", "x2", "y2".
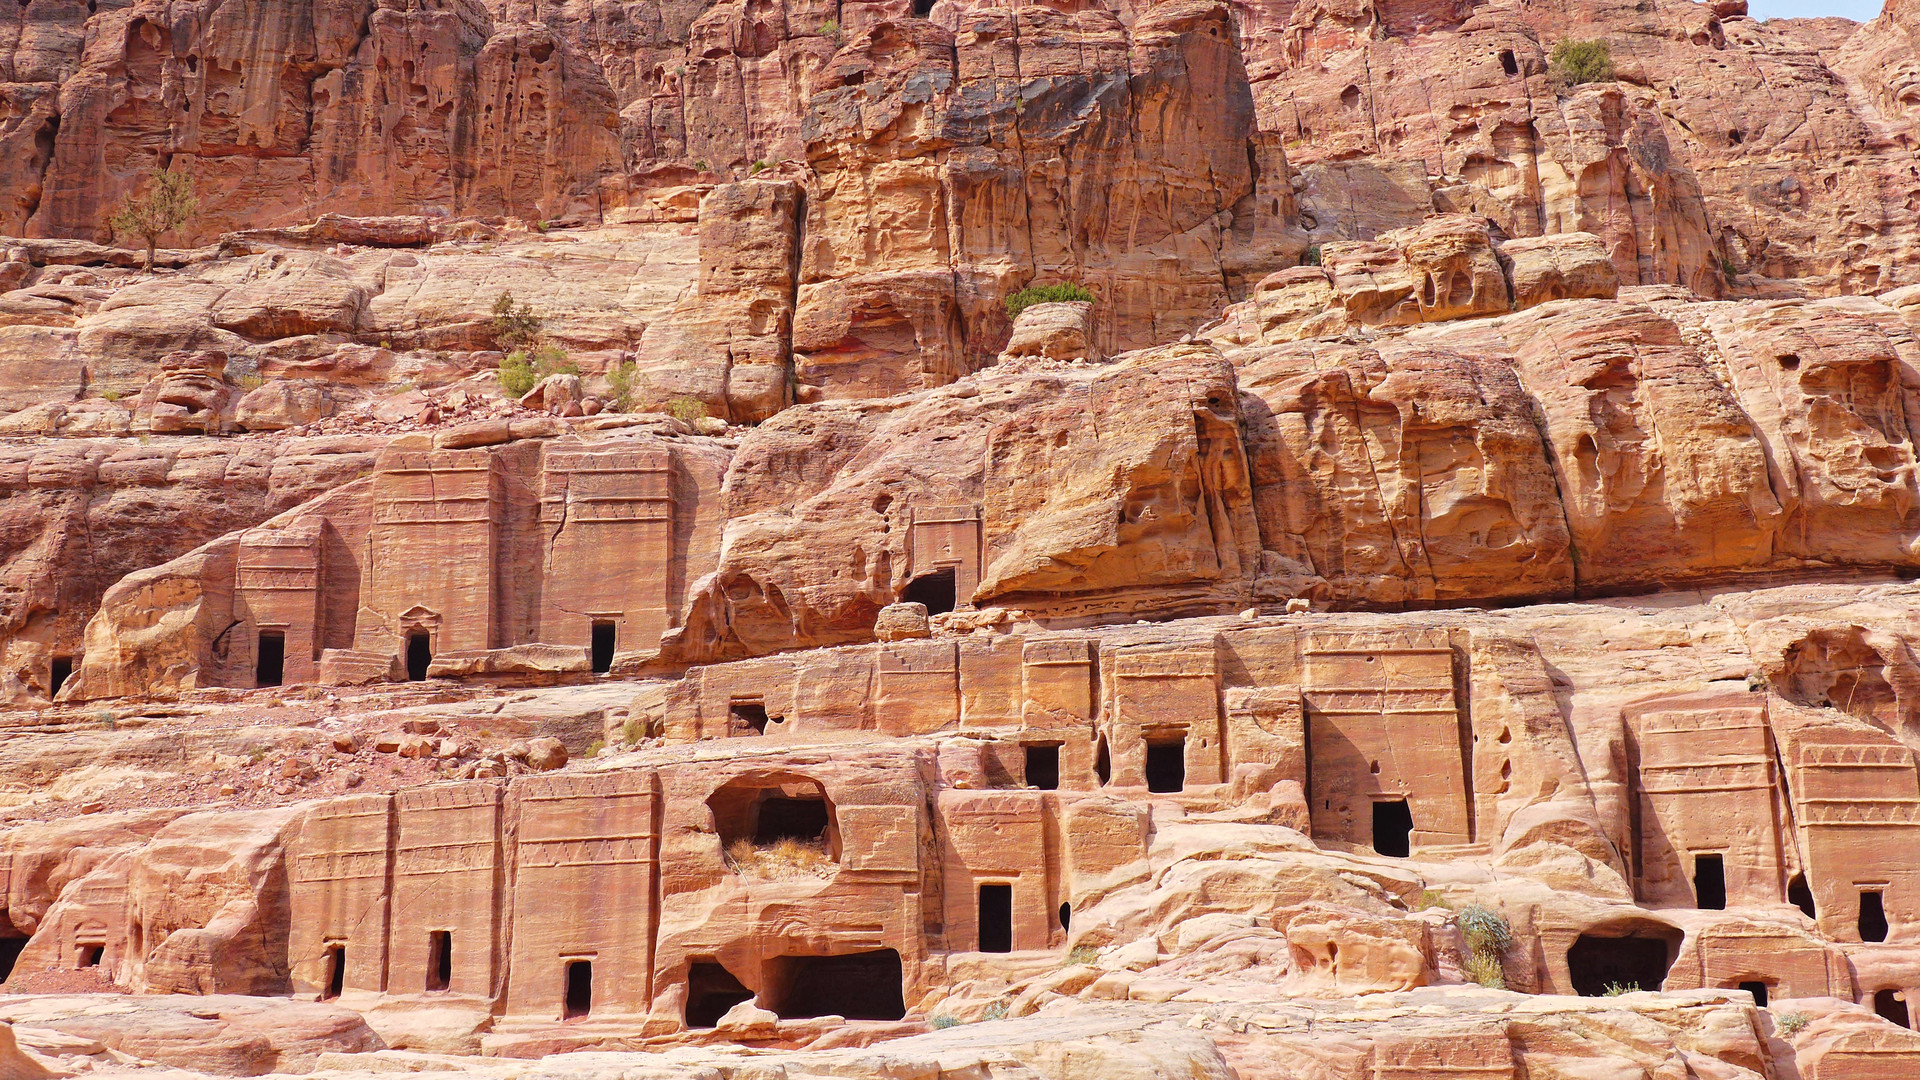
[
  {"x1": 1875, "y1": 988, "x2": 1912, "y2": 1029},
  {"x1": 708, "y1": 773, "x2": 840, "y2": 872},
  {"x1": 686, "y1": 960, "x2": 754, "y2": 1027},
  {"x1": 1788, "y1": 873, "x2": 1817, "y2": 919},
  {"x1": 1567, "y1": 920, "x2": 1682, "y2": 996},
  {"x1": 762, "y1": 949, "x2": 906, "y2": 1020},
  {"x1": 903, "y1": 566, "x2": 957, "y2": 616},
  {"x1": 0, "y1": 928, "x2": 24, "y2": 982}
]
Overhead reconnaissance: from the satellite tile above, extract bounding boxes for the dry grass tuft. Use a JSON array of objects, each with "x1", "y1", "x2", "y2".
[{"x1": 724, "y1": 836, "x2": 835, "y2": 879}]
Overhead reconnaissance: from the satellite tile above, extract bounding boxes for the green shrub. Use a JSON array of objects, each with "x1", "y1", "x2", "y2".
[
  {"x1": 1550, "y1": 39, "x2": 1614, "y2": 85},
  {"x1": 1066, "y1": 944, "x2": 1099, "y2": 966},
  {"x1": 818, "y1": 18, "x2": 840, "y2": 38},
  {"x1": 606, "y1": 360, "x2": 639, "y2": 411},
  {"x1": 1005, "y1": 282, "x2": 1094, "y2": 319},
  {"x1": 663, "y1": 396, "x2": 708, "y2": 424},
  {"x1": 1776, "y1": 1010, "x2": 1810, "y2": 1035},
  {"x1": 980, "y1": 1001, "x2": 1009, "y2": 1022},
  {"x1": 929, "y1": 1014, "x2": 960, "y2": 1029},
  {"x1": 1464, "y1": 951, "x2": 1506, "y2": 989},
  {"x1": 1457, "y1": 905, "x2": 1511, "y2": 991},
  {"x1": 498, "y1": 344, "x2": 577, "y2": 398},
  {"x1": 620, "y1": 716, "x2": 646, "y2": 743},
  {"x1": 1304, "y1": 245, "x2": 1322, "y2": 267},
  {"x1": 749, "y1": 160, "x2": 767, "y2": 175},
  {"x1": 491, "y1": 290, "x2": 543, "y2": 352},
  {"x1": 532, "y1": 343, "x2": 578, "y2": 378},
  {"x1": 1459, "y1": 905, "x2": 1512, "y2": 955},
  {"x1": 1602, "y1": 981, "x2": 1636, "y2": 997},
  {"x1": 499, "y1": 352, "x2": 537, "y2": 397}
]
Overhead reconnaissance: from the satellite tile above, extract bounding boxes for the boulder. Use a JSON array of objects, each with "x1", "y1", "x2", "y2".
[{"x1": 234, "y1": 381, "x2": 333, "y2": 431}]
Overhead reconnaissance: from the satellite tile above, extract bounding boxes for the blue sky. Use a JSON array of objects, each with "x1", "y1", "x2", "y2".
[{"x1": 1746, "y1": 0, "x2": 1882, "y2": 19}]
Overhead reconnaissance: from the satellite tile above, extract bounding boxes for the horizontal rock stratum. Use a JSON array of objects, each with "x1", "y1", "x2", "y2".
[{"x1": 5, "y1": 0, "x2": 1920, "y2": 1078}]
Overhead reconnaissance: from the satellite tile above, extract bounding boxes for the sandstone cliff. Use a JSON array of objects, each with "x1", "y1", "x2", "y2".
[{"x1": 3, "y1": 1, "x2": 1920, "y2": 1079}]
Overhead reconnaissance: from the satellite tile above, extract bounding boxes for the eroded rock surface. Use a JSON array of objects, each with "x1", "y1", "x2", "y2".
[{"x1": 5, "y1": 2, "x2": 1920, "y2": 1079}]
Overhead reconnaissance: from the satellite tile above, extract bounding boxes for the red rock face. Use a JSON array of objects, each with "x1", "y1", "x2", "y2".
[
  {"x1": 4, "y1": 0, "x2": 622, "y2": 240},
  {"x1": 11, "y1": 2, "x2": 1920, "y2": 1077}
]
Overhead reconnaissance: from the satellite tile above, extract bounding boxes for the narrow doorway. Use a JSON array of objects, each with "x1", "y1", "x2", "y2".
[
  {"x1": 591, "y1": 621, "x2": 615, "y2": 674},
  {"x1": 48, "y1": 656, "x2": 72, "y2": 696},
  {"x1": 978, "y1": 883, "x2": 1012, "y2": 952},
  {"x1": 1694, "y1": 854, "x2": 1727, "y2": 910},
  {"x1": 1025, "y1": 745, "x2": 1059, "y2": 790},
  {"x1": 322, "y1": 944, "x2": 346, "y2": 1000},
  {"x1": 1094, "y1": 735, "x2": 1111, "y2": 786},
  {"x1": 1861, "y1": 890, "x2": 1890, "y2": 942},
  {"x1": 406, "y1": 632, "x2": 432, "y2": 681},
  {"x1": 426, "y1": 930, "x2": 451, "y2": 992},
  {"x1": 77, "y1": 944, "x2": 103, "y2": 968},
  {"x1": 1738, "y1": 980, "x2": 1769, "y2": 1007},
  {"x1": 1145, "y1": 737, "x2": 1185, "y2": 792},
  {"x1": 256, "y1": 631, "x2": 285, "y2": 687},
  {"x1": 564, "y1": 960, "x2": 593, "y2": 1018},
  {"x1": 1373, "y1": 799, "x2": 1414, "y2": 857}
]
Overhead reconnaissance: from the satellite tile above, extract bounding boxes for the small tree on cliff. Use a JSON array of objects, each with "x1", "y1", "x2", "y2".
[
  {"x1": 1549, "y1": 39, "x2": 1614, "y2": 86},
  {"x1": 107, "y1": 169, "x2": 199, "y2": 273}
]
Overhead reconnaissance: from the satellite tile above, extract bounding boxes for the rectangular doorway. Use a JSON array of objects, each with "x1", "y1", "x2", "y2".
[
  {"x1": 1372, "y1": 799, "x2": 1414, "y2": 857},
  {"x1": 978, "y1": 883, "x2": 1013, "y2": 952},
  {"x1": 591, "y1": 621, "x2": 615, "y2": 674},
  {"x1": 426, "y1": 930, "x2": 451, "y2": 992},
  {"x1": 323, "y1": 944, "x2": 346, "y2": 1000},
  {"x1": 256, "y1": 631, "x2": 285, "y2": 687},
  {"x1": 1145, "y1": 737, "x2": 1186, "y2": 792},
  {"x1": 406, "y1": 632, "x2": 432, "y2": 681},
  {"x1": 564, "y1": 959, "x2": 593, "y2": 1018},
  {"x1": 1024, "y1": 745, "x2": 1060, "y2": 790},
  {"x1": 1693, "y1": 854, "x2": 1727, "y2": 910}
]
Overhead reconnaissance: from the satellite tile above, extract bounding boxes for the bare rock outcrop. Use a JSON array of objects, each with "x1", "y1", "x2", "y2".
[{"x1": 669, "y1": 341, "x2": 1258, "y2": 661}]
